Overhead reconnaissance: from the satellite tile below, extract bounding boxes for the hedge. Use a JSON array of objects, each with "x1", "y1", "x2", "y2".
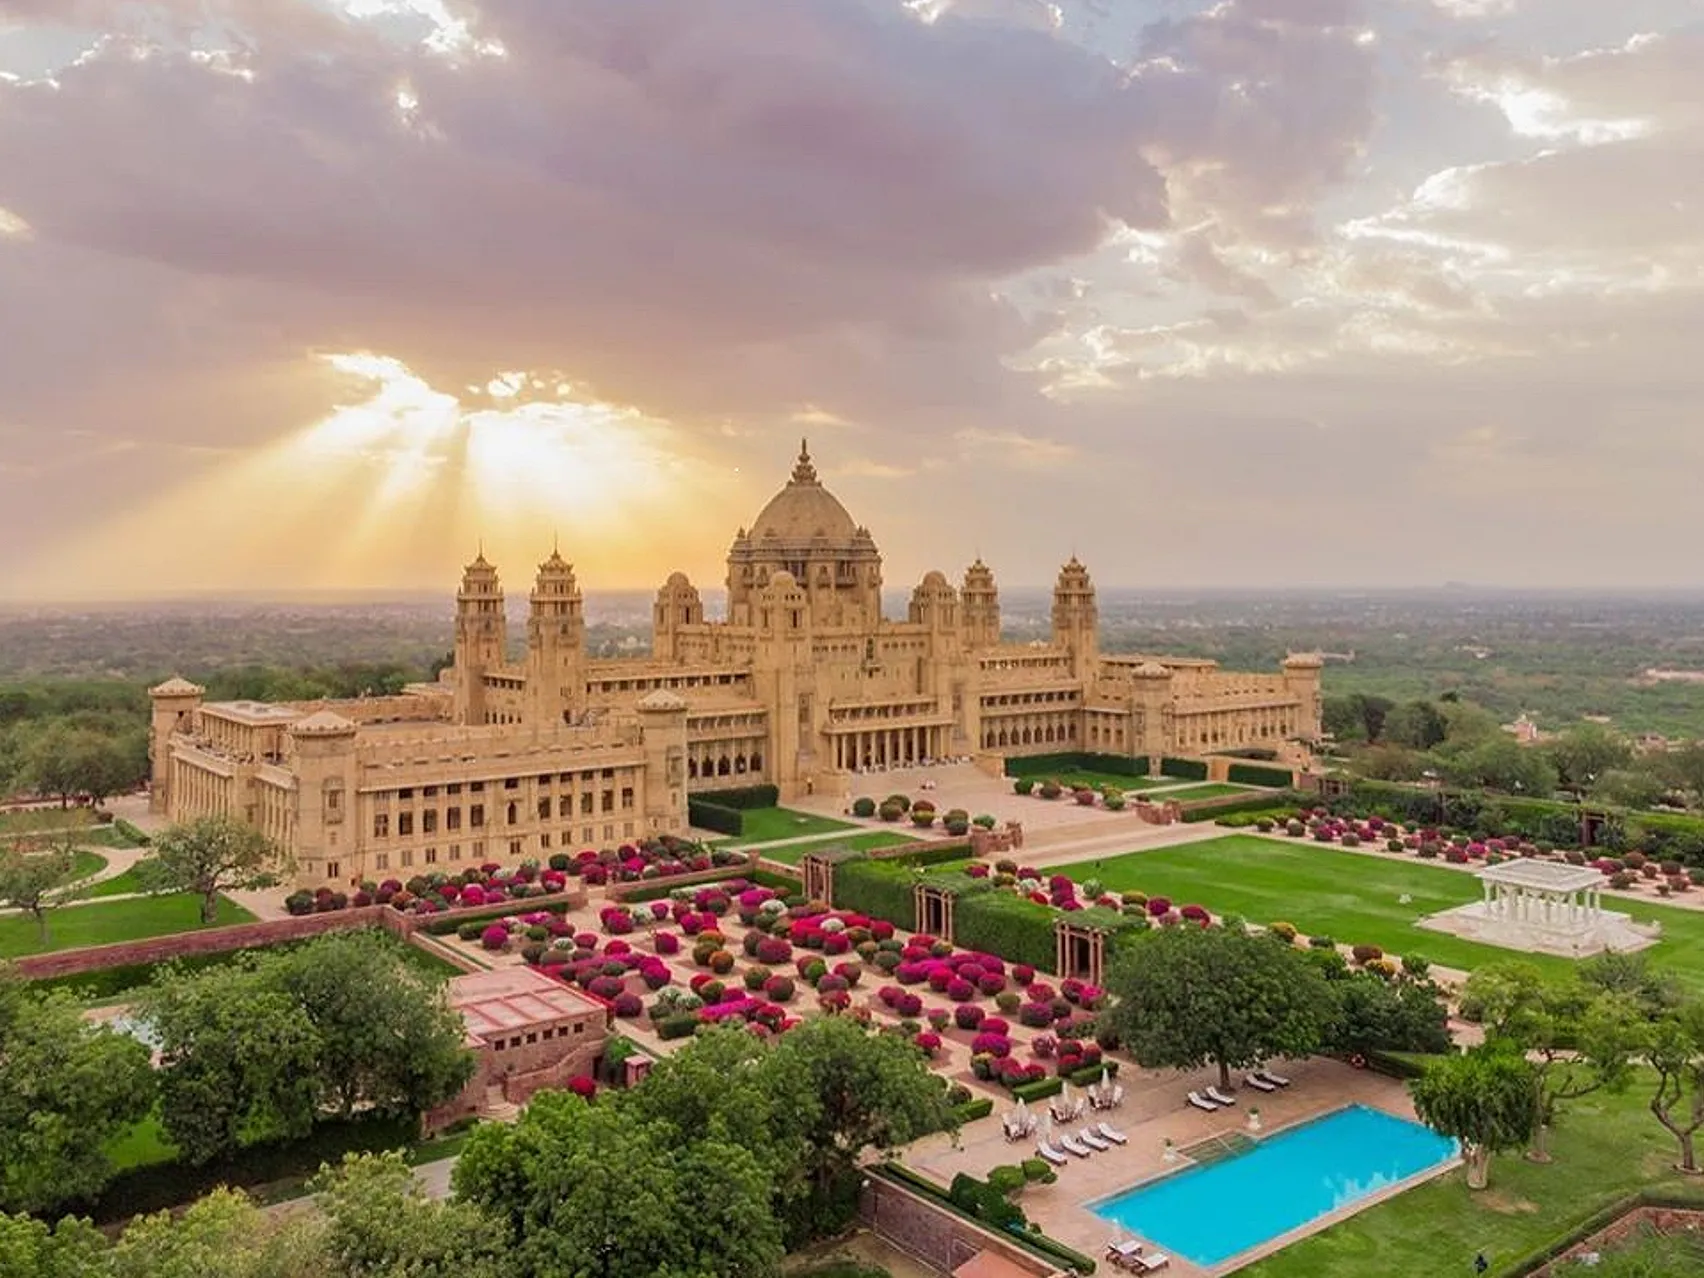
[
  {"x1": 68, "y1": 1112, "x2": 418, "y2": 1223},
  {"x1": 1362, "y1": 1049, "x2": 1438, "y2": 1080},
  {"x1": 422, "y1": 898, "x2": 577, "y2": 936},
  {"x1": 1011, "y1": 1075, "x2": 1066, "y2": 1102},
  {"x1": 833, "y1": 858, "x2": 920, "y2": 931},
  {"x1": 1182, "y1": 793, "x2": 1306, "y2": 824},
  {"x1": 112, "y1": 817, "x2": 152, "y2": 847},
  {"x1": 952, "y1": 1097, "x2": 996, "y2": 1124},
  {"x1": 687, "y1": 799, "x2": 743, "y2": 838},
  {"x1": 1067, "y1": 1061, "x2": 1120, "y2": 1087},
  {"x1": 1226, "y1": 762, "x2": 1293, "y2": 788},
  {"x1": 1159, "y1": 756, "x2": 1209, "y2": 781},
  {"x1": 1004, "y1": 752, "x2": 1148, "y2": 778},
  {"x1": 954, "y1": 892, "x2": 1057, "y2": 973},
  {"x1": 694, "y1": 784, "x2": 780, "y2": 809},
  {"x1": 1501, "y1": 1189, "x2": 1704, "y2": 1277},
  {"x1": 894, "y1": 841, "x2": 975, "y2": 868}
]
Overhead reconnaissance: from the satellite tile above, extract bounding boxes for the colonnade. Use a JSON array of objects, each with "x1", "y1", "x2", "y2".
[
  {"x1": 832, "y1": 725, "x2": 950, "y2": 771},
  {"x1": 1481, "y1": 879, "x2": 1604, "y2": 926}
]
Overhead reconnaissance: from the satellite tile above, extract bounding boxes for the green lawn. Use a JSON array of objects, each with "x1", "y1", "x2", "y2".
[
  {"x1": 1242, "y1": 1075, "x2": 1704, "y2": 1278},
  {"x1": 758, "y1": 830, "x2": 918, "y2": 866},
  {"x1": 0, "y1": 893, "x2": 256, "y2": 958},
  {"x1": 1147, "y1": 782, "x2": 1257, "y2": 801},
  {"x1": 1060, "y1": 835, "x2": 1704, "y2": 986},
  {"x1": 68, "y1": 849, "x2": 109, "y2": 881},
  {"x1": 732, "y1": 807, "x2": 859, "y2": 845},
  {"x1": 1017, "y1": 770, "x2": 1177, "y2": 793},
  {"x1": 81, "y1": 866, "x2": 147, "y2": 898}
]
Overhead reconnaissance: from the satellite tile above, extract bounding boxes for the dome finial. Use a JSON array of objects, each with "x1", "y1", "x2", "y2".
[{"x1": 791, "y1": 437, "x2": 818, "y2": 485}]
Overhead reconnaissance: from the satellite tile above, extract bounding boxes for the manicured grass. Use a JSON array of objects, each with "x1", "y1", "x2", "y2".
[
  {"x1": 76, "y1": 823, "x2": 148, "y2": 849},
  {"x1": 1018, "y1": 770, "x2": 1176, "y2": 793},
  {"x1": 0, "y1": 893, "x2": 255, "y2": 958},
  {"x1": 759, "y1": 830, "x2": 918, "y2": 866},
  {"x1": 1147, "y1": 782, "x2": 1257, "y2": 801},
  {"x1": 1060, "y1": 835, "x2": 1704, "y2": 986},
  {"x1": 733, "y1": 807, "x2": 859, "y2": 844},
  {"x1": 82, "y1": 866, "x2": 146, "y2": 898},
  {"x1": 68, "y1": 849, "x2": 109, "y2": 881},
  {"x1": 1242, "y1": 1075, "x2": 1704, "y2": 1278}
]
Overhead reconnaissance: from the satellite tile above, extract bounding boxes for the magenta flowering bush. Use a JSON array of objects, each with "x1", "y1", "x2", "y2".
[
  {"x1": 896, "y1": 992, "x2": 923, "y2": 1018},
  {"x1": 756, "y1": 936, "x2": 792, "y2": 965},
  {"x1": 953, "y1": 1004, "x2": 985, "y2": 1031},
  {"x1": 1011, "y1": 963, "x2": 1035, "y2": 987},
  {"x1": 654, "y1": 931, "x2": 680, "y2": 956},
  {"x1": 927, "y1": 1007, "x2": 952, "y2": 1031},
  {"x1": 977, "y1": 973, "x2": 1006, "y2": 997},
  {"x1": 1032, "y1": 1034, "x2": 1058, "y2": 1060},
  {"x1": 587, "y1": 975, "x2": 626, "y2": 1001},
  {"x1": 971, "y1": 1032, "x2": 1012, "y2": 1057},
  {"x1": 479, "y1": 924, "x2": 510, "y2": 952},
  {"x1": 946, "y1": 978, "x2": 976, "y2": 1003},
  {"x1": 1147, "y1": 896, "x2": 1172, "y2": 917},
  {"x1": 914, "y1": 1030, "x2": 942, "y2": 1057},
  {"x1": 979, "y1": 1016, "x2": 1010, "y2": 1036},
  {"x1": 1017, "y1": 1002, "x2": 1053, "y2": 1029},
  {"x1": 613, "y1": 992, "x2": 643, "y2": 1018},
  {"x1": 763, "y1": 975, "x2": 795, "y2": 1002},
  {"x1": 1179, "y1": 904, "x2": 1209, "y2": 924}
]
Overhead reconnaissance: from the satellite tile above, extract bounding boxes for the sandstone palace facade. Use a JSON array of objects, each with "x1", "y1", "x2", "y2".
[{"x1": 150, "y1": 444, "x2": 1321, "y2": 888}]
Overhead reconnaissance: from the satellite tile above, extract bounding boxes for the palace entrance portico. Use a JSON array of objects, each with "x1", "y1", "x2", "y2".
[{"x1": 1417, "y1": 858, "x2": 1659, "y2": 958}]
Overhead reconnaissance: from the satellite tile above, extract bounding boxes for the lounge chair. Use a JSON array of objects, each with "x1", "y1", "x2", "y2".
[
  {"x1": 1187, "y1": 1091, "x2": 1220, "y2": 1112},
  {"x1": 1131, "y1": 1252, "x2": 1171, "y2": 1272},
  {"x1": 1245, "y1": 1073, "x2": 1278, "y2": 1093},
  {"x1": 1205, "y1": 1085, "x2": 1237, "y2": 1106},
  {"x1": 1036, "y1": 1142, "x2": 1069, "y2": 1166},
  {"x1": 1105, "y1": 1240, "x2": 1144, "y2": 1271},
  {"x1": 1256, "y1": 1068, "x2": 1292, "y2": 1088},
  {"x1": 1097, "y1": 1122, "x2": 1129, "y2": 1144},
  {"x1": 1078, "y1": 1126, "x2": 1110, "y2": 1151},
  {"x1": 1059, "y1": 1133, "x2": 1094, "y2": 1158}
]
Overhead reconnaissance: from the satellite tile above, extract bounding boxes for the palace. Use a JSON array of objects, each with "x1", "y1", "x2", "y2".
[{"x1": 149, "y1": 443, "x2": 1321, "y2": 889}]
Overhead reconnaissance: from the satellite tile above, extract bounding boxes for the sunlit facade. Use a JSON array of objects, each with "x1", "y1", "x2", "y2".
[{"x1": 149, "y1": 443, "x2": 1321, "y2": 888}]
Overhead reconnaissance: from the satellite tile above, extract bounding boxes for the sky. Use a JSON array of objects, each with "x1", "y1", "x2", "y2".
[{"x1": 0, "y1": 0, "x2": 1700, "y2": 599}]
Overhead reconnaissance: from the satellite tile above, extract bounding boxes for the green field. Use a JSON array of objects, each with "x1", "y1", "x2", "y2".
[
  {"x1": 0, "y1": 893, "x2": 256, "y2": 958},
  {"x1": 68, "y1": 849, "x2": 109, "y2": 882},
  {"x1": 1242, "y1": 1076, "x2": 1703, "y2": 1278},
  {"x1": 81, "y1": 866, "x2": 146, "y2": 898},
  {"x1": 1149, "y1": 782, "x2": 1257, "y2": 802},
  {"x1": 1059, "y1": 835, "x2": 1704, "y2": 985},
  {"x1": 1019, "y1": 770, "x2": 1178, "y2": 793},
  {"x1": 758, "y1": 830, "x2": 918, "y2": 866},
  {"x1": 729, "y1": 807, "x2": 859, "y2": 845}
]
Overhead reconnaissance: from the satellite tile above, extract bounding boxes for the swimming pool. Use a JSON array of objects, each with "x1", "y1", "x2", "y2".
[{"x1": 1091, "y1": 1105, "x2": 1457, "y2": 1268}]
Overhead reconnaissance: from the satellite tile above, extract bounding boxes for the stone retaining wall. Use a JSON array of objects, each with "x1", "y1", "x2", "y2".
[
  {"x1": 859, "y1": 1173, "x2": 1067, "y2": 1278},
  {"x1": 603, "y1": 859, "x2": 757, "y2": 901}
]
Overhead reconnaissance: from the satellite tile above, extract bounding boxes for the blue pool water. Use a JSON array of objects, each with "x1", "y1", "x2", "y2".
[{"x1": 1092, "y1": 1105, "x2": 1457, "y2": 1267}]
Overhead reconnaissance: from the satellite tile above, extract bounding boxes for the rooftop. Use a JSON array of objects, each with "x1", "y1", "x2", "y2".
[
  {"x1": 201, "y1": 700, "x2": 303, "y2": 725},
  {"x1": 1479, "y1": 860, "x2": 1605, "y2": 893},
  {"x1": 445, "y1": 966, "x2": 606, "y2": 1041}
]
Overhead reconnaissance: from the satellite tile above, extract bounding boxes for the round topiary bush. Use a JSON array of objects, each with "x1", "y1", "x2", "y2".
[
  {"x1": 1014, "y1": 778, "x2": 1035, "y2": 796},
  {"x1": 480, "y1": 924, "x2": 511, "y2": 952},
  {"x1": 852, "y1": 796, "x2": 877, "y2": 818}
]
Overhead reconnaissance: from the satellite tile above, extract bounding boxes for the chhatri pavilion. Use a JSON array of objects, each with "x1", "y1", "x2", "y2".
[{"x1": 1420, "y1": 858, "x2": 1659, "y2": 957}]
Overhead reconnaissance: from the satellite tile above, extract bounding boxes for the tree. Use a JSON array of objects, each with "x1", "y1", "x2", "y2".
[
  {"x1": 107, "y1": 1186, "x2": 326, "y2": 1278},
  {"x1": 763, "y1": 1014, "x2": 957, "y2": 1238},
  {"x1": 1656, "y1": 741, "x2": 1704, "y2": 809},
  {"x1": 1324, "y1": 969, "x2": 1452, "y2": 1059},
  {"x1": 1383, "y1": 700, "x2": 1449, "y2": 751},
  {"x1": 1104, "y1": 924, "x2": 1336, "y2": 1092},
  {"x1": 0, "y1": 835, "x2": 80, "y2": 943},
  {"x1": 1581, "y1": 951, "x2": 1683, "y2": 1021},
  {"x1": 1437, "y1": 736, "x2": 1558, "y2": 797},
  {"x1": 1643, "y1": 999, "x2": 1704, "y2": 1174},
  {"x1": 454, "y1": 1092, "x2": 782, "y2": 1278},
  {"x1": 1592, "y1": 767, "x2": 1668, "y2": 811},
  {"x1": 140, "y1": 964, "x2": 322, "y2": 1165},
  {"x1": 137, "y1": 815, "x2": 285, "y2": 923},
  {"x1": 314, "y1": 1151, "x2": 501, "y2": 1278},
  {"x1": 1546, "y1": 723, "x2": 1635, "y2": 795},
  {"x1": 0, "y1": 1212, "x2": 109, "y2": 1278},
  {"x1": 1462, "y1": 962, "x2": 1643, "y2": 1161},
  {"x1": 1352, "y1": 743, "x2": 1428, "y2": 782},
  {"x1": 1410, "y1": 1044, "x2": 1540, "y2": 1190},
  {"x1": 0, "y1": 969, "x2": 156, "y2": 1213},
  {"x1": 269, "y1": 932, "x2": 474, "y2": 1120}
]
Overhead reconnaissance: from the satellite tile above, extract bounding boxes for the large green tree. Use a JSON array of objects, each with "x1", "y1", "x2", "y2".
[
  {"x1": 270, "y1": 932, "x2": 474, "y2": 1120},
  {"x1": 1546, "y1": 723, "x2": 1635, "y2": 795},
  {"x1": 1438, "y1": 735, "x2": 1559, "y2": 797},
  {"x1": 0, "y1": 1213, "x2": 109, "y2": 1278},
  {"x1": 1383, "y1": 700, "x2": 1449, "y2": 751},
  {"x1": 454, "y1": 1091, "x2": 781, "y2": 1278},
  {"x1": 315, "y1": 1152, "x2": 501, "y2": 1278},
  {"x1": 1463, "y1": 962, "x2": 1643, "y2": 1161},
  {"x1": 1323, "y1": 968, "x2": 1452, "y2": 1059},
  {"x1": 140, "y1": 964, "x2": 322, "y2": 1165},
  {"x1": 137, "y1": 814, "x2": 285, "y2": 922},
  {"x1": 1105, "y1": 924, "x2": 1336, "y2": 1092},
  {"x1": 0, "y1": 970, "x2": 156, "y2": 1213},
  {"x1": 764, "y1": 1014, "x2": 957, "y2": 1236},
  {"x1": 1411, "y1": 1044, "x2": 1540, "y2": 1190},
  {"x1": 106, "y1": 1186, "x2": 325, "y2": 1278}
]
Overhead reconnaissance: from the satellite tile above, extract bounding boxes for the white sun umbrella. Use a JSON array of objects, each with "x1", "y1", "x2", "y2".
[
  {"x1": 1061, "y1": 1080, "x2": 1076, "y2": 1111},
  {"x1": 1016, "y1": 1097, "x2": 1032, "y2": 1129}
]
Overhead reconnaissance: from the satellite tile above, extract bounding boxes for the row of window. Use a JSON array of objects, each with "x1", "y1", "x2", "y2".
[
  {"x1": 373, "y1": 789, "x2": 635, "y2": 838},
  {"x1": 384, "y1": 769, "x2": 623, "y2": 803},
  {"x1": 318, "y1": 820, "x2": 642, "y2": 881},
  {"x1": 491, "y1": 1021, "x2": 587, "y2": 1052}
]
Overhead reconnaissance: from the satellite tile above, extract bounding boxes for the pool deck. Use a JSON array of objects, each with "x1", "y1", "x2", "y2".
[{"x1": 903, "y1": 1057, "x2": 1452, "y2": 1277}]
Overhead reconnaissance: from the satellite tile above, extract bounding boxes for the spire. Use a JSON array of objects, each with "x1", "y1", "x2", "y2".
[{"x1": 791, "y1": 437, "x2": 818, "y2": 485}]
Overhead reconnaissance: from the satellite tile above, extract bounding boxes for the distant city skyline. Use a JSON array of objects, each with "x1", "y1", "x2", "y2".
[{"x1": 1, "y1": 1, "x2": 1701, "y2": 598}]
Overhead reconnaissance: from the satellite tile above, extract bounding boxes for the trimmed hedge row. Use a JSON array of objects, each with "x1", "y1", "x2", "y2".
[
  {"x1": 1159, "y1": 756, "x2": 1209, "y2": 781},
  {"x1": 421, "y1": 898, "x2": 577, "y2": 936},
  {"x1": 1226, "y1": 762, "x2": 1293, "y2": 788},
  {"x1": 695, "y1": 784, "x2": 781, "y2": 809},
  {"x1": 112, "y1": 817, "x2": 152, "y2": 847},
  {"x1": 952, "y1": 1097, "x2": 996, "y2": 1124},
  {"x1": 1011, "y1": 1075, "x2": 1065, "y2": 1102},
  {"x1": 687, "y1": 799, "x2": 742, "y2": 838},
  {"x1": 954, "y1": 891, "x2": 1057, "y2": 973},
  {"x1": 1004, "y1": 752, "x2": 1148, "y2": 778},
  {"x1": 1181, "y1": 793, "x2": 1306, "y2": 824},
  {"x1": 834, "y1": 858, "x2": 921, "y2": 930}
]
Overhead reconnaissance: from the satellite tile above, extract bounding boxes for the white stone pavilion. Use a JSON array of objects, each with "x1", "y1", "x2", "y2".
[{"x1": 1417, "y1": 859, "x2": 1659, "y2": 957}]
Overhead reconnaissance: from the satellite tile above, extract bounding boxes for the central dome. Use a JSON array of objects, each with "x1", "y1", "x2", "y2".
[{"x1": 746, "y1": 440, "x2": 860, "y2": 546}]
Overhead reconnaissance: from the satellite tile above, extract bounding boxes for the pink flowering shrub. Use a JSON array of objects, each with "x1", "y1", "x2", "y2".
[
  {"x1": 971, "y1": 1032, "x2": 1013, "y2": 1058},
  {"x1": 954, "y1": 1004, "x2": 986, "y2": 1030},
  {"x1": 914, "y1": 1031, "x2": 942, "y2": 1057},
  {"x1": 479, "y1": 924, "x2": 510, "y2": 952}
]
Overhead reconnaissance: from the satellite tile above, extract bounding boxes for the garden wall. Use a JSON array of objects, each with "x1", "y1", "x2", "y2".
[
  {"x1": 860, "y1": 1172, "x2": 1069, "y2": 1278},
  {"x1": 604, "y1": 859, "x2": 755, "y2": 902},
  {"x1": 13, "y1": 885, "x2": 590, "y2": 980}
]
